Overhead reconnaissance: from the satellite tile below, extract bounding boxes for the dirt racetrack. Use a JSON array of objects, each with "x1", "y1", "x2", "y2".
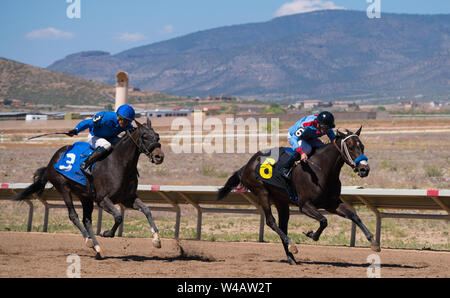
[{"x1": 0, "y1": 232, "x2": 448, "y2": 278}]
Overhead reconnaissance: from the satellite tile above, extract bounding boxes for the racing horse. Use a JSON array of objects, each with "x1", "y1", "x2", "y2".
[
  {"x1": 13, "y1": 118, "x2": 164, "y2": 259},
  {"x1": 217, "y1": 127, "x2": 380, "y2": 265}
]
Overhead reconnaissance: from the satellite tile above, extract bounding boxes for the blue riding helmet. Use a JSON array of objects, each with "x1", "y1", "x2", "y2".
[{"x1": 117, "y1": 104, "x2": 136, "y2": 121}]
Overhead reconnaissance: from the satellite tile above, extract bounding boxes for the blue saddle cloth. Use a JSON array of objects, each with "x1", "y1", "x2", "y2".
[{"x1": 54, "y1": 142, "x2": 94, "y2": 186}]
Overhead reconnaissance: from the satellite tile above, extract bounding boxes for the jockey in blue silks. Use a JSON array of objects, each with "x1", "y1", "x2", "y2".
[
  {"x1": 67, "y1": 104, "x2": 136, "y2": 176},
  {"x1": 280, "y1": 111, "x2": 336, "y2": 179}
]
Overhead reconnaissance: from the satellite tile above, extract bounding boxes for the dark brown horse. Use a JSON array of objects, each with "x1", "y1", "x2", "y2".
[
  {"x1": 13, "y1": 118, "x2": 164, "y2": 259},
  {"x1": 217, "y1": 127, "x2": 380, "y2": 265}
]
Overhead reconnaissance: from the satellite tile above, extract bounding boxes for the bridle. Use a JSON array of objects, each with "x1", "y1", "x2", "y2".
[
  {"x1": 126, "y1": 129, "x2": 161, "y2": 162},
  {"x1": 333, "y1": 134, "x2": 368, "y2": 170}
]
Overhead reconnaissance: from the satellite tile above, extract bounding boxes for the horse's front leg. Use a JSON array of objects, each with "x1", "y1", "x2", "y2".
[
  {"x1": 327, "y1": 203, "x2": 381, "y2": 252},
  {"x1": 82, "y1": 200, "x2": 104, "y2": 259},
  {"x1": 98, "y1": 197, "x2": 123, "y2": 238},
  {"x1": 301, "y1": 201, "x2": 328, "y2": 241},
  {"x1": 130, "y1": 197, "x2": 161, "y2": 248}
]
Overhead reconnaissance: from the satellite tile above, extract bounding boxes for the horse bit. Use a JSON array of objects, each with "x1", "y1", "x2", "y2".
[
  {"x1": 334, "y1": 134, "x2": 368, "y2": 171},
  {"x1": 126, "y1": 129, "x2": 161, "y2": 163}
]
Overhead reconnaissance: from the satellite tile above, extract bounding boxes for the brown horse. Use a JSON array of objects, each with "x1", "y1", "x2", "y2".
[
  {"x1": 13, "y1": 118, "x2": 164, "y2": 259},
  {"x1": 217, "y1": 127, "x2": 380, "y2": 265}
]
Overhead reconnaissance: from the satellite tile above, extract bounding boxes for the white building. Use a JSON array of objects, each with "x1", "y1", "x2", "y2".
[{"x1": 25, "y1": 114, "x2": 48, "y2": 121}]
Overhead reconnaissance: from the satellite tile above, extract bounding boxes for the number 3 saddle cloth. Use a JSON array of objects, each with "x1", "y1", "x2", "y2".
[
  {"x1": 54, "y1": 142, "x2": 95, "y2": 186},
  {"x1": 255, "y1": 147, "x2": 299, "y2": 205}
]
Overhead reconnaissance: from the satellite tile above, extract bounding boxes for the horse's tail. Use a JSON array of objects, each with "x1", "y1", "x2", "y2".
[
  {"x1": 12, "y1": 167, "x2": 48, "y2": 201},
  {"x1": 216, "y1": 166, "x2": 244, "y2": 201}
]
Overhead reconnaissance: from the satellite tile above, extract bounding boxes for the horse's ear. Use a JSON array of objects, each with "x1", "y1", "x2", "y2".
[
  {"x1": 135, "y1": 119, "x2": 143, "y2": 128},
  {"x1": 355, "y1": 125, "x2": 362, "y2": 136},
  {"x1": 146, "y1": 117, "x2": 152, "y2": 127},
  {"x1": 336, "y1": 128, "x2": 345, "y2": 138}
]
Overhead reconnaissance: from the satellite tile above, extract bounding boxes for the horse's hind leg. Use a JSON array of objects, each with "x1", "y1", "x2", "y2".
[
  {"x1": 327, "y1": 203, "x2": 380, "y2": 252},
  {"x1": 276, "y1": 203, "x2": 297, "y2": 265},
  {"x1": 129, "y1": 197, "x2": 161, "y2": 248},
  {"x1": 258, "y1": 191, "x2": 298, "y2": 258},
  {"x1": 97, "y1": 197, "x2": 122, "y2": 238},
  {"x1": 81, "y1": 200, "x2": 104, "y2": 259},
  {"x1": 301, "y1": 201, "x2": 328, "y2": 241}
]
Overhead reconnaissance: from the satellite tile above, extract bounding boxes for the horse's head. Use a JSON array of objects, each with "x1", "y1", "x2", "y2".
[
  {"x1": 335, "y1": 126, "x2": 370, "y2": 178},
  {"x1": 134, "y1": 118, "x2": 164, "y2": 165}
]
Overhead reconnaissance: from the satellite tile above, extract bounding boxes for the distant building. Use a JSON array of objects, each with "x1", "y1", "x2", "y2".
[
  {"x1": 399, "y1": 100, "x2": 417, "y2": 110},
  {"x1": 429, "y1": 101, "x2": 448, "y2": 108},
  {"x1": 198, "y1": 106, "x2": 221, "y2": 115},
  {"x1": 25, "y1": 114, "x2": 48, "y2": 121},
  {"x1": 143, "y1": 108, "x2": 191, "y2": 118},
  {"x1": 128, "y1": 86, "x2": 141, "y2": 92},
  {"x1": 206, "y1": 95, "x2": 234, "y2": 101},
  {"x1": 294, "y1": 100, "x2": 329, "y2": 110}
]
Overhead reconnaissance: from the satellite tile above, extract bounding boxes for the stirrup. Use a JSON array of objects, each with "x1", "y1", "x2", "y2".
[
  {"x1": 281, "y1": 168, "x2": 292, "y2": 179},
  {"x1": 80, "y1": 163, "x2": 92, "y2": 176}
]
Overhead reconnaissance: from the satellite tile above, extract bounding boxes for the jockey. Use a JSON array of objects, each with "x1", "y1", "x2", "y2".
[
  {"x1": 67, "y1": 104, "x2": 136, "y2": 176},
  {"x1": 280, "y1": 111, "x2": 336, "y2": 179}
]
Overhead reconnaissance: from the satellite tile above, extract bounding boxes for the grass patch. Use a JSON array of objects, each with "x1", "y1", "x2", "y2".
[{"x1": 425, "y1": 165, "x2": 443, "y2": 178}]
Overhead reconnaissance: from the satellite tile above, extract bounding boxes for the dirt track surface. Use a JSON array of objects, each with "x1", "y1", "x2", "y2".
[{"x1": 0, "y1": 232, "x2": 448, "y2": 278}]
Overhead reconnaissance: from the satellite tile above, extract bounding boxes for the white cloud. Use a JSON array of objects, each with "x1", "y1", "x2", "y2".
[
  {"x1": 275, "y1": 0, "x2": 345, "y2": 17},
  {"x1": 25, "y1": 27, "x2": 75, "y2": 40},
  {"x1": 115, "y1": 32, "x2": 148, "y2": 42},
  {"x1": 158, "y1": 25, "x2": 174, "y2": 35}
]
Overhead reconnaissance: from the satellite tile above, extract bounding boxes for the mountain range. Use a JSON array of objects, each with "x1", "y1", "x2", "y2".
[{"x1": 48, "y1": 10, "x2": 450, "y2": 103}]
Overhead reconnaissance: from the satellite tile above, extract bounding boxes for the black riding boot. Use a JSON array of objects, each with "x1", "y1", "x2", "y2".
[
  {"x1": 280, "y1": 151, "x2": 301, "y2": 179},
  {"x1": 80, "y1": 147, "x2": 109, "y2": 176}
]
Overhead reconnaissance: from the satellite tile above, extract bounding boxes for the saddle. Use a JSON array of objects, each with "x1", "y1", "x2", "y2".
[
  {"x1": 255, "y1": 147, "x2": 299, "y2": 205},
  {"x1": 54, "y1": 142, "x2": 95, "y2": 186}
]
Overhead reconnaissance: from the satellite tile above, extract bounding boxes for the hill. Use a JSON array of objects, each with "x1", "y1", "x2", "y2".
[
  {"x1": 0, "y1": 57, "x2": 114, "y2": 106},
  {"x1": 48, "y1": 10, "x2": 450, "y2": 103},
  {"x1": 0, "y1": 58, "x2": 183, "y2": 107}
]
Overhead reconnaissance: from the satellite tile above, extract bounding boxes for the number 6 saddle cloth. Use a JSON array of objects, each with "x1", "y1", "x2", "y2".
[
  {"x1": 255, "y1": 147, "x2": 299, "y2": 205},
  {"x1": 54, "y1": 142, "x2": 95, "y2": 186}
]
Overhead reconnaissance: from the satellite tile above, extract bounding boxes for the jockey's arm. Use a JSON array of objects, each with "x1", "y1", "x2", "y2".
[
  {"x1": 73, "y1": 118, "x2": 94, "y2": 134},
  {"x1": 327, "y1": 129, "x2": 336, "y2": 142},
  {"x1": 288, "y1": 134, "x2": 308, "y2": 161}
]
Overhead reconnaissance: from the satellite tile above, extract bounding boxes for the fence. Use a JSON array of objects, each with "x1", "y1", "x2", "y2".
[{"x1": 1, "y1": 183, "x2": 449, "y2": 247}]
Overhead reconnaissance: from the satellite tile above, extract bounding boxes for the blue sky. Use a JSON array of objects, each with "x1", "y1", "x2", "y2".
[{"x1": 1, "y1": 0, "x2": 449, "y2": 68}]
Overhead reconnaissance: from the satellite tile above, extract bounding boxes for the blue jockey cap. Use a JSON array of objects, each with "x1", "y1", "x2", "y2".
[{"x1": 117, "y1": 104, "x2": 135, "y2": 121}]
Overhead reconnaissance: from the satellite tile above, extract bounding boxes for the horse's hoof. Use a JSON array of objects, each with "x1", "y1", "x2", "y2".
[
  {"x1": 85, "y1": 238, "x2": 94, "y2": 248},
  {"x1": 94, "y1": 245, "x2": 105, "y2": 260},
  {"x1": 303, "y1": 231, "x2": 314, "y2": 239},
  {"x1": 287, "y1": 256, "x2": 297, "y2": 265},
  {"x1": 152, "y1": 234, "x2": 161, "y2": 248},
  {"x1": 102, "y1": 231, "x2": 114, "y2": 238},
  {"x1": 371, "y1": 243, "x2": 381, "y2": 252},
  {"x1": 152, "y1": 239, "x2": 162, "y2": 249},
  {"x1": 288, "y1": 244, "x2": 298, "y2": 254}
]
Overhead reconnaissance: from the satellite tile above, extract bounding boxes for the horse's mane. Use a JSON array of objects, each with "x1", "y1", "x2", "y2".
[
  {"x1": 113, "y1": 127, "x2": 137, "y2": 148},
  {"x1": 314, "y1": 142, "x2": 335, "y2": 155}
]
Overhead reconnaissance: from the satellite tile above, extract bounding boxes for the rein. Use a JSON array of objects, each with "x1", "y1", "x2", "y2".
[
  {"x1": 126, "y1": 129, "x2": 161, "y2": 162},
  {"x1": 333, "y1": 134, "x2": 368, "y2": 170}
]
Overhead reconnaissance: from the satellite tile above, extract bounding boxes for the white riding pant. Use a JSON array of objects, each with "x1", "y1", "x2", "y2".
[{"x1": 87, "y1": 134, "x2": 112, "y2": 150}]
